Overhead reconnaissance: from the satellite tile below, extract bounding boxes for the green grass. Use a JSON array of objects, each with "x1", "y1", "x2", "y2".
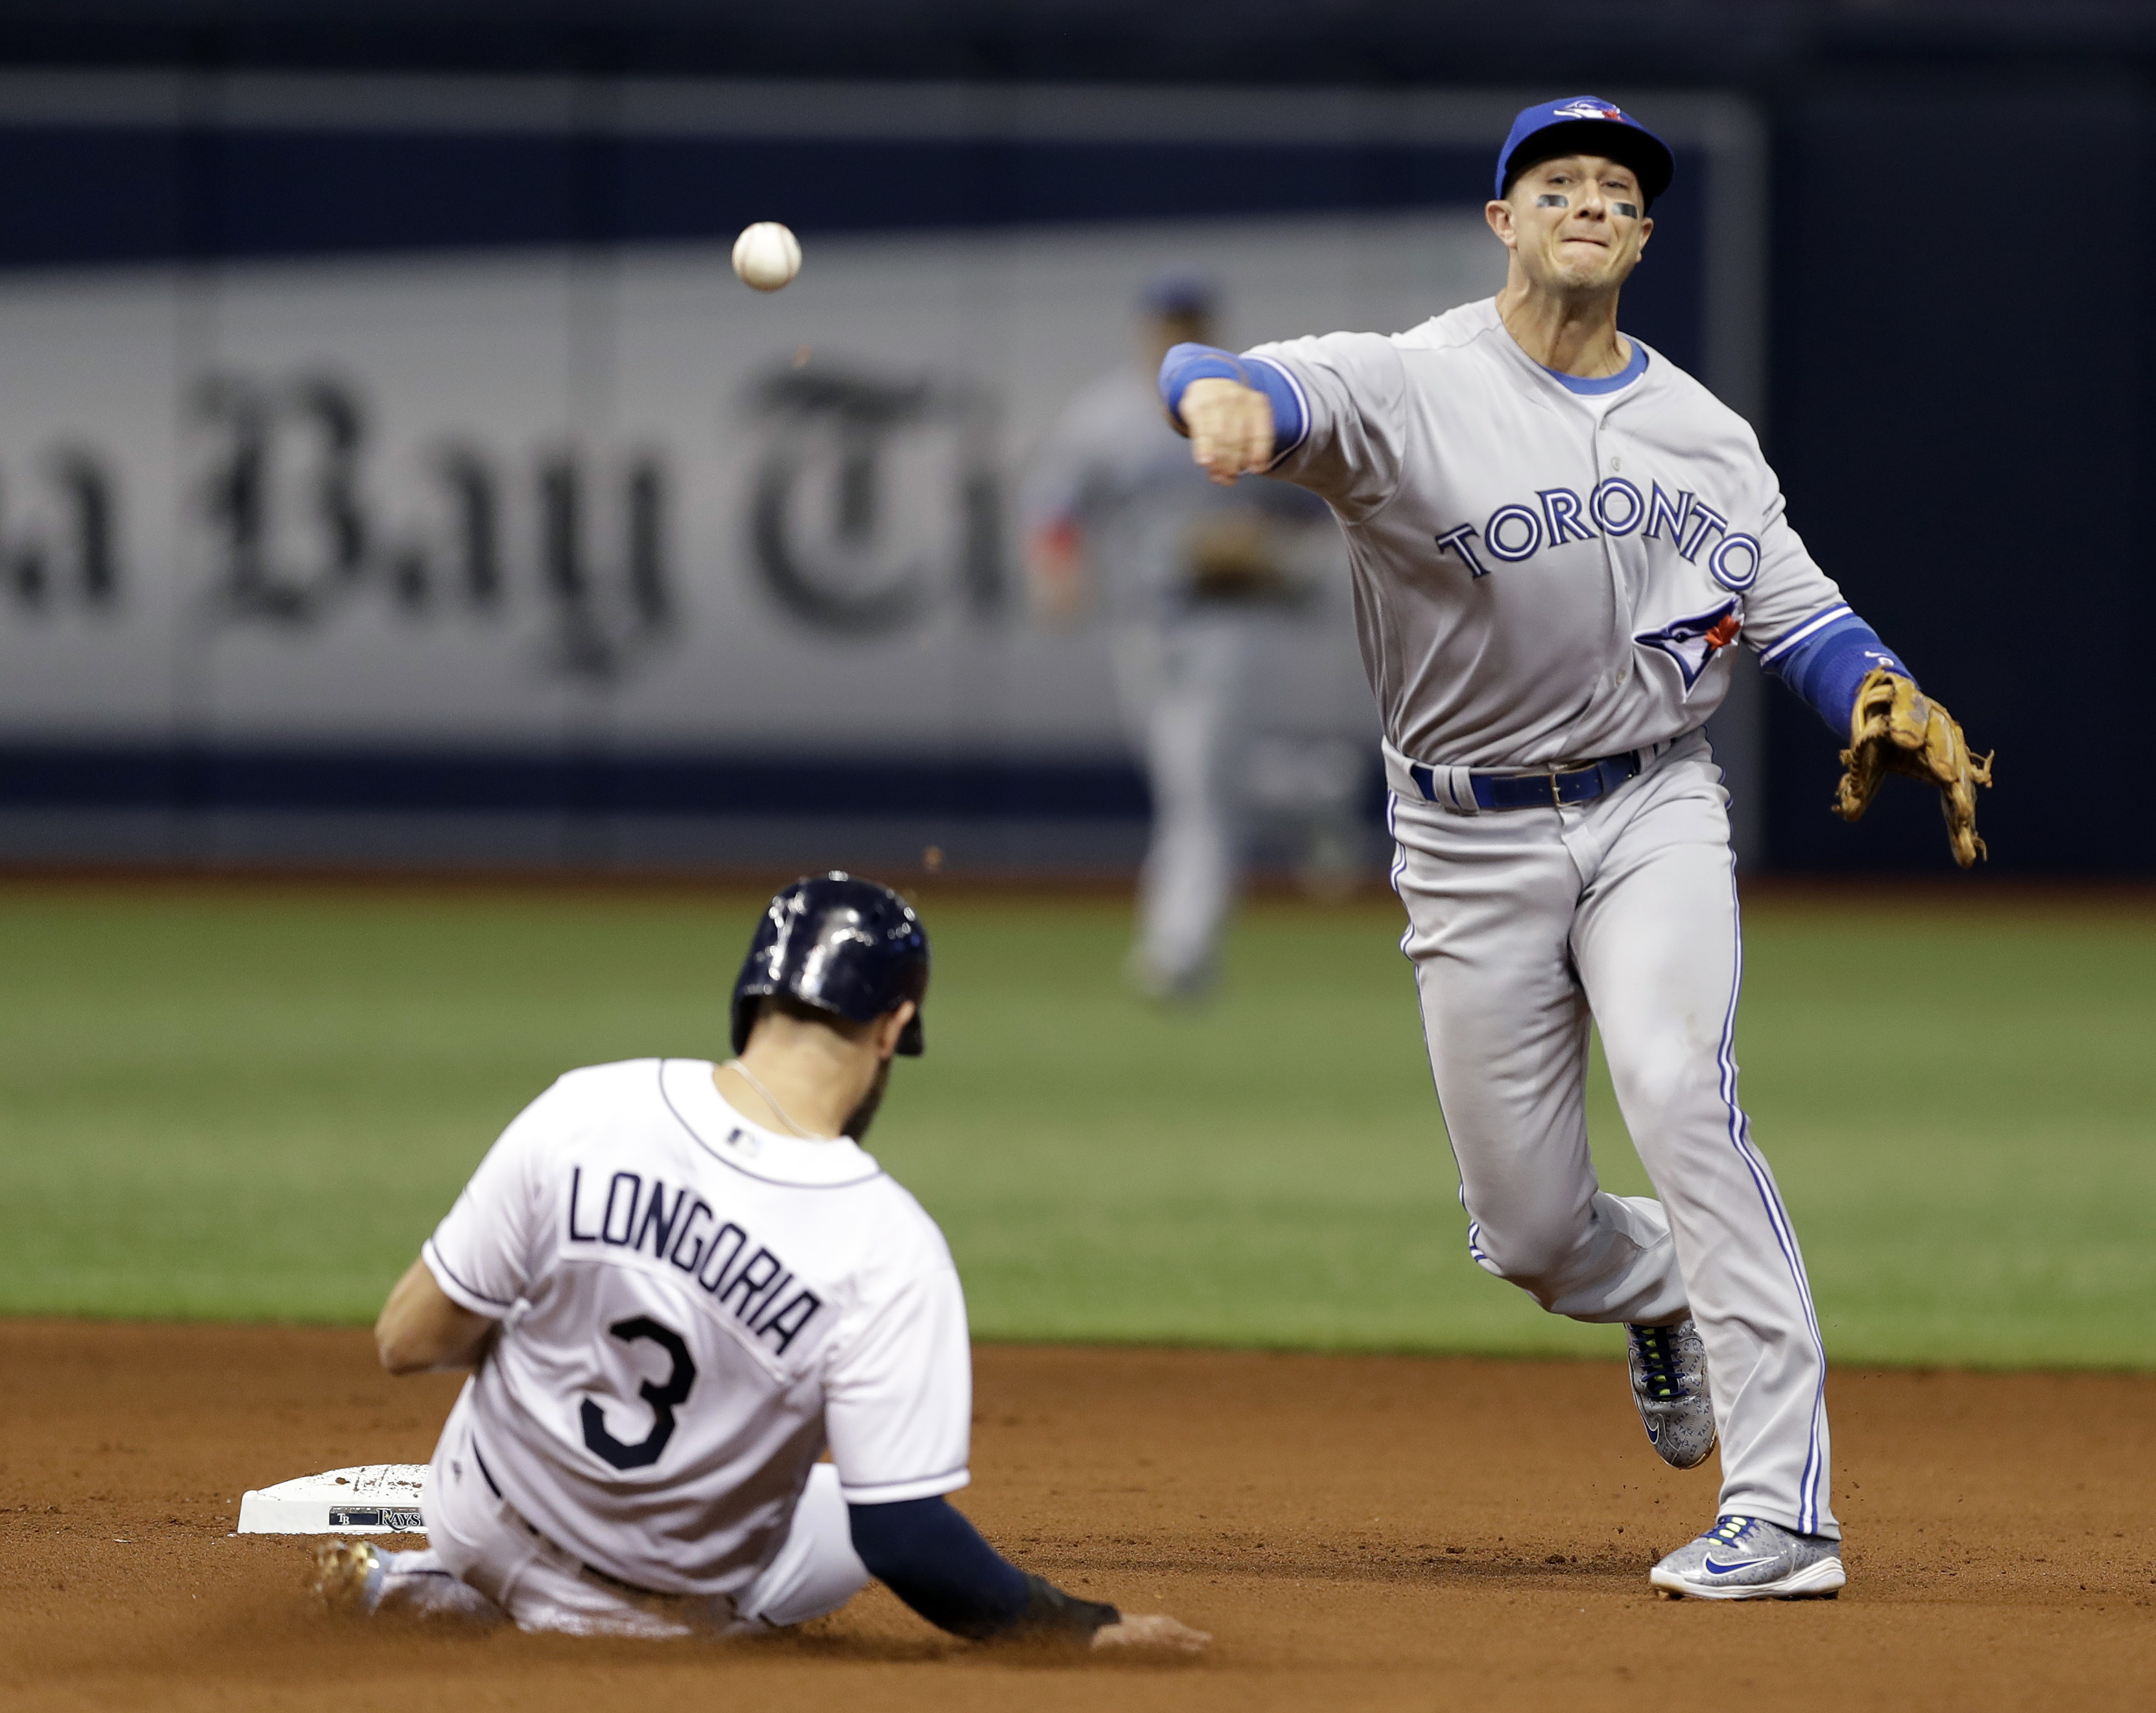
[{"x1": 0, "y1": 881, "x2": 2150, "y2": 1367}]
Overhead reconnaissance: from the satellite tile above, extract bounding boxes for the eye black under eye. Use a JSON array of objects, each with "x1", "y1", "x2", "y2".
[{"x1": 1614, "y1": 202, "x2": 1640, "y2": 219}]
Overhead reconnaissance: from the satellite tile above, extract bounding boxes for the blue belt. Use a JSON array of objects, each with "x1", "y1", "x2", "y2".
[{"x1": 1407, "y1": 750, "x2": 1645, "y2": 812}]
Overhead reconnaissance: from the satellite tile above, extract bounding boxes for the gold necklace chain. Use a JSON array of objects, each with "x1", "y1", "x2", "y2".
[{"x1": 720, "y1": 1059, "x2": 830, "y2": 1139}]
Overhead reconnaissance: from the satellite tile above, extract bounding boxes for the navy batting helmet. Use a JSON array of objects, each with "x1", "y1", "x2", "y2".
[{"x1": 730, "y1": 872, "x2": 930, "y2": 1057}]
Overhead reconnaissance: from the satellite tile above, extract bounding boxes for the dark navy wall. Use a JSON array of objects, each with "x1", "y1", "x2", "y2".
[
  {"x1": 0, "y1": 743, "x2": 1154, "y2": 822},
  {"x1": 5, "y1": 2, "x2": 2151, "y2": 88},
  {"x1": 1764, "y1": 73, "x2": 2149, "y2": 872}
]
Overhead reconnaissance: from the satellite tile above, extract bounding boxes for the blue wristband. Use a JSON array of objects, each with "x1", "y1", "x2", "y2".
[
  {"x1": 1158, "y1": 342, "x2": 1249, "y2": 420},
  {"x1": 1156, "y1": 342, "x2": 1308, "y2": 462},
  {"x1": 1761, "y1": 608, "x2": 1913, "y2": 732}
]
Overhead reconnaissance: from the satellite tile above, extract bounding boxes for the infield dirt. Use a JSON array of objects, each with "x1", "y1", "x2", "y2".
[{"x1": 2, "y1": 1321, "x2": 2150, "y2": 1712}]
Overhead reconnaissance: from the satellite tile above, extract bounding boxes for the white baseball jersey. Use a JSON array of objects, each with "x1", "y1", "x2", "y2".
[
  {"x1": 1248, "y1": 297, "x2": 1846, "y2": 768},
  {"x1": 421, "y1": 1058, "x2": 971, "y2": 1600}
]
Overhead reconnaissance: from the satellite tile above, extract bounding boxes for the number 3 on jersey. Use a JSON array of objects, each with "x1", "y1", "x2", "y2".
[{"x1": 582, "y1": 1315, "x2": 697, "y2": 1470}]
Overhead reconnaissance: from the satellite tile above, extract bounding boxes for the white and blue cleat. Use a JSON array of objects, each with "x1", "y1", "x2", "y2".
[
  {"x1": 1650, "y1": 1515, "x2": 1847, "y2": 1600},
  {"x1": 1626, "y1": 1319, "x2": 1717, "y2": 1470}
]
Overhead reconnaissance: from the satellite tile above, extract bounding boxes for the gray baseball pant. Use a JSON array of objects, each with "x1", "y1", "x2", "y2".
[
  {"x1": 1112, "y1": 617, "x2": 1249, "y2": 990},
  {"x1": 1385, "y1": 732, "x2": 1836, "y2": 1539}
]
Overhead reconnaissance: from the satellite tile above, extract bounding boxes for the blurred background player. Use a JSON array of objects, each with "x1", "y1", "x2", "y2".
[
  {"x1": 312, "y1": 873, "x2": 1204, "y2": 1653},
  {"x1": 1024, "y1": 270, "x2": 1350, "y2": 999}
]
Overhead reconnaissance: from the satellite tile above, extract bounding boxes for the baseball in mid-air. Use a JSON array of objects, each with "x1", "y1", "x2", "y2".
[{"x1": 732, "y1": 222, "x2": 802, "y2": 292}]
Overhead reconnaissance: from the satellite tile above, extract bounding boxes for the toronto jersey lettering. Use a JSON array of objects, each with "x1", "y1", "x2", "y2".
[
  {"x1": 1247, "y1": 297, "x2": 1847, "y2": 769},
  {"x1": 1431, "y1": 476, "x2": 1759, "y2": 592},
  {"x1": 422, "y1": 1058, "x2": 972, "y2": 1600}
]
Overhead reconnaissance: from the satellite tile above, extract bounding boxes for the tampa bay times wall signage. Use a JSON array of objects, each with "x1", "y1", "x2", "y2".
[{"x1": 0, "y1": 213, "x2": 1497, "y2": 763}]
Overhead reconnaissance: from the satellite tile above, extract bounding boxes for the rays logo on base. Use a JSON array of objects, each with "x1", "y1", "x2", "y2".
[{"x1": 1636, "y1": 602, "x2": 1741, "y2": 693}]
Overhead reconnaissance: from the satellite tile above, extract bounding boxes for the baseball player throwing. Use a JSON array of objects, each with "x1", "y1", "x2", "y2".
[
  {"x1": 1163, "y1": 97, "x2": 1989, "y2": 1599},
  {"x1": 311, "y1": 873, "x2": 1204, "y2": 1651}
]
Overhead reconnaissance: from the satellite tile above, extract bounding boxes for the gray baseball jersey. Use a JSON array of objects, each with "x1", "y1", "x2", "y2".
[{"x1": 1247, "y1": 296, "x2": 1846, "y2": 769}]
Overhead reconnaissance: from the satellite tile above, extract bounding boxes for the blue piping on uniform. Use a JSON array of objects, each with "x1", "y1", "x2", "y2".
[
  {"x1": 1715, "y1": 861, "x2": 1831, "y2": 1537},
  {"x1": 1389, "y1": 790, "x2": 1491, "y2": 1278},
  {"x1": 1157, "y1": 341, "x2": 1308, "y2": 462}
]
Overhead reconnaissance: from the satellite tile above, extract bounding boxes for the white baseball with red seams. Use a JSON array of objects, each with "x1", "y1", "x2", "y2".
[
  {"x1": 732, "y1": 222, "x2": 802, "y2": 291},
  {"x1": 1241, "y1": 296, "x2": 1842, "y2": 1544}
]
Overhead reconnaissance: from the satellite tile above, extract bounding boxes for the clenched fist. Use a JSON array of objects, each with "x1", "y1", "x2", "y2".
[{"x1": 1179, "y1": 377, "x2": 1276, "y2": 485}]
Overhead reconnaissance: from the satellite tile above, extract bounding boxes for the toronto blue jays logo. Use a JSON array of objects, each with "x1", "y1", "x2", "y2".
[
  {"x1": 1635, "y1": 600, "x2": 1742, "y2": 693},
  {"x1": 1553, "y1": 100, "x2": 1626, "y2": 123}
]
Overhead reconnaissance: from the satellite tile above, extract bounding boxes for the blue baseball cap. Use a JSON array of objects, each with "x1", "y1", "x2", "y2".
[
  {"x1": 1495, "y1": 97, "x2": 1673, "y2": 208},
  {"x1": 1140, "y1": 267, "x2": 1218, "y2": 320}
]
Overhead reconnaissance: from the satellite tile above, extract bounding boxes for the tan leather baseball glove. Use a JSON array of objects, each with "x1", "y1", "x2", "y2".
[
  {"x1": 1183, "y1": 514, "x2": 1294, "y2": 604},
  {"x1": 1832, "y1": 667, "x2": 1994, "y2": 867}
]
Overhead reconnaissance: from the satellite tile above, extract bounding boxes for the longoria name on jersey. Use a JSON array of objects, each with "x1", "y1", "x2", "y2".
[
  {"x1": 1433, "y1": 481, "x2": 1762, "y2": 592},
  {"x1": 566, "y1": 1164, "x2": 824, "y2": 1354}
]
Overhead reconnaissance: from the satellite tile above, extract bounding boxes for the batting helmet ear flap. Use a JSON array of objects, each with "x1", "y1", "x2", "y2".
[
  {"x1": 730, "y1": 872, "x2": 931, "y2": 1056},
  {"x1": 729, "y1": 990, "x2": 758, "y2": 1058}
]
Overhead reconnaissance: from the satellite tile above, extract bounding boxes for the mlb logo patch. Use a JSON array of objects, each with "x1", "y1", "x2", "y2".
[{"x1": 1635, "y1": 602, "x2": 1741, "y2": 693}]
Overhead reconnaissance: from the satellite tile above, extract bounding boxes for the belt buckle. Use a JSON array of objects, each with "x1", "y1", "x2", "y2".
[{"x1": 1548, "y1": 763, "x2": 1566, "y2": 808}]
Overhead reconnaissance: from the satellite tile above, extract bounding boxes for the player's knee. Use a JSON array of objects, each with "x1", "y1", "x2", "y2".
[
  {"x1": 1607, "y1": 1042, "x2": 1707, "y2": 1136},
  {"x1": 1469, "y1": 1214, "x2": 1590, "y2": 1297}
]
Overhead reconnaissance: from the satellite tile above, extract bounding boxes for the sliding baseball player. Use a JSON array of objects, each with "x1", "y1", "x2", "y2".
[
  {"x1": 1162, "y1": 96, "x2": 1989, "y2": 1599},
  {"x1": 312, "y1": 873, "x2": 1205, "y2": 1650}
]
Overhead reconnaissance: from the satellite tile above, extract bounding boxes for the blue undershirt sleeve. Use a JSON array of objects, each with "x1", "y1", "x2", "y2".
[
  {"x1": 847, "y1": 1496, "x2": 1031, "y2": 1638},
  {"x1": 1157, "y1": 341, "x2": 1306, "y2": 462},
  {"x1": 1760, "y1": 611, "x2": 1915, "y2": 733}
]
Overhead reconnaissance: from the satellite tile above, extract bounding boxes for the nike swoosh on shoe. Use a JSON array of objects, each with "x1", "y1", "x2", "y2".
[{"x1": 1703, "y1": 1556, "x2": 1775, "y2": 1575}]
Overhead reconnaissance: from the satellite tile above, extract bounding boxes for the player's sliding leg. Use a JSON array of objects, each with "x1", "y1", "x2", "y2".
[
  {"x1": 1570, "y1": 756, "x2": 1843, "y2": 1598},
  {"x1": 374, "y1": 1547, "x2": 508, "y2": 1618},
  {"x1": 309, "y1": 1540, "x2": 505, "y2": 1623},
  {"x1": 732, "y1": 1465, "x2": 872, "y2": 1629},
  {"x1": 315, "y1": 1474, "x2": 868, "y2": 1634},
  {"x1": 418, "y1": 1391, "x2": 730, "y2": 1637},
  {"x1": 1392, "y1": 798, "x2": 1688, "y2": 1326}
]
